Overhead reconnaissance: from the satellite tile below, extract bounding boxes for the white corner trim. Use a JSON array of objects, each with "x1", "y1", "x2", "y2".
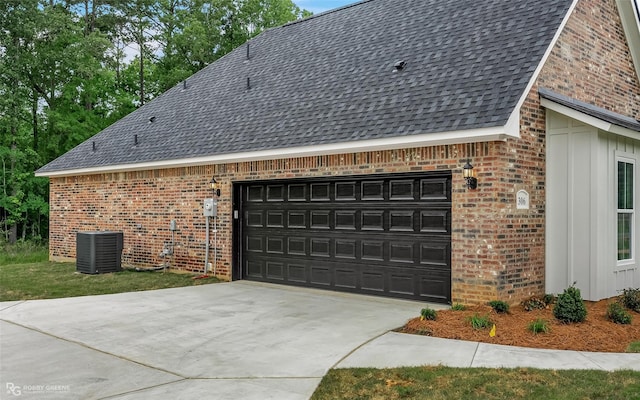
[
  {"x1": 541, "y1": 97, "x2": 640, "y2": 139},
  {"x1": 505, "y1": 110, "x2": 521, "y2": 137},
  {"x1": 36, "y1": 126, "x2": 510, "y2": 177}
]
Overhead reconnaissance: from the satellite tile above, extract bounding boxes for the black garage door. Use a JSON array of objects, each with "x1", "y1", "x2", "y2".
[{"x1": 235, "y1": 172, "x2": 451, "y2": 303}]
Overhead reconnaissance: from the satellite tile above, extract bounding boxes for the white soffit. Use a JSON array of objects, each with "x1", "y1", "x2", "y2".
[{"x1": 36, "y1": 126, "x2": 511, "y2": 177}]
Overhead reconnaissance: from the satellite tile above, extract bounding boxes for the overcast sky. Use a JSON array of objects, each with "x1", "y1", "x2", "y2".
[{"x1": 294, "y1": 0, "x2": 360, "y2": 14}]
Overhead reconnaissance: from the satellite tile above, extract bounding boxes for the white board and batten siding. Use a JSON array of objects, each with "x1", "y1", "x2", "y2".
[{"x1": 546, "y1": 110, "x2": 639, "y2": 301}]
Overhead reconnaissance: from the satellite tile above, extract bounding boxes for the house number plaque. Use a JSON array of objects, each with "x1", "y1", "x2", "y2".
[{"x1": 516, "y1": 190, "x2": 530, "y2": 210}]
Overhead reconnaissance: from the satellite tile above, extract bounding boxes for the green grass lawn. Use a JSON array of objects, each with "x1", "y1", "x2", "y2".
[
  {"x1": 312, "y1": 367, "x2": 640, "y2": 400},
  {"x1": 0, "y1": 261, "x2": 219, "y2": 301},
  {"x1": 627, "y1": 341, "x2": 640, "y2": 353},
  {"x1": 0, "y1": 240, "x2": 49, "y2": 265}
]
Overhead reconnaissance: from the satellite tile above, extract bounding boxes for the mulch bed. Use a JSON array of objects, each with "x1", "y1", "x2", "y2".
[{"x1": 398, "y1": 298, "x2": 640, "y2": 353}]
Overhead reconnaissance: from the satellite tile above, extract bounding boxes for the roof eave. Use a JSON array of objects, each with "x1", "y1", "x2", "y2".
[
  {"x1": 541, "y1": 97, "x2": 640, "y2": 139},
  {"x1": 35, "y1": 126, "x2": 514, "y2": 178}
]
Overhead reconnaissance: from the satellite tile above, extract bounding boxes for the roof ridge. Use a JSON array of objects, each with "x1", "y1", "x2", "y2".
[{"x1": 283, "y1": 0, "x2": 374, "y2": 27}]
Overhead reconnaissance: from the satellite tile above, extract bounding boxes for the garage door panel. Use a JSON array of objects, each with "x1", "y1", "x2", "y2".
[
  {"x1": 240, "y1": 173, "x2": 451, "y2": 303},
  {"x1": 388, "y1": 272, "x2": 415, "y2": 295},
  {"x1": 420, "y1": 210, "x2": 450, "y2": 233},
  {"x1": 362, "y1": 181, "x2": 384, "y2": 200},
  {"x1": 421, "y1": 178, "x2": 450, "y2": 200},
  {"x1": 266, "y1": 237, "x2": 284, "y2": 254},
  {"x1": 310, "y1": 238, "x2": 331, "y2": 257},
  {"x1": 389, "y1": 211, "x2": 415, "y2": 232},
  {"x1": 311, "y1": 183, "x2": 330, "y2": 200},
  {"x1": 361, "y1": 268, "x2": 385, "y2": 292},
  {"x1": 266, "y1": 185, "x2": 285, "y2": 201},
  {"x1": 336, "y1": 182, "x2": 357, "y2": 200},
  {"x1": 287, "y1": 263, "x2": 307, "y2": 282},
  {"x1": 361, "y1": 211, "x2": 385, "y2": 230},
  {"x1": 361, "y1": 240, "x2": 384, "y2": 261},
  {"x1": 420, "y1": 241, "x2": 450, "y2": 267},
  {"x1": 335, "y1": 211, "x2": 356, "y2": 229},
  {"x1": 266, "y1": 262, "x2": 285, "y2": 280},
  {"x1": 247, "y1": 211, "x2": 264, "y2": 227},
  {"x1": 418, "y1": 270, "x2": 451, "y2": 301},
  {"x1": 267, "y1": 211, "x2": 285, "y2": 227},
  {"x1": 288, "y1": 237, "x2": 307, "y2": 255},
  {"x1": 311, "y1": 211, "x2": 331, "y2": 228},
  {"x1": 310, "y1": 265, "x2": 331, "y2": 286},
  {"x1": 389, "y1": 241, "x2": 414, "y2": 263},
  {"x1": 335, "y1": 240, "x2": 357, "y2": 259},
  {"x1": 246, "y1": 260, "x2": 263, "y2": 278},
  {"x1": 335, "y1": 267, "x2": 358, "y2": 288},
  {"x1": 246, "y1": 236, "x2": 263, "y2": 252},
  {"x1": 247, "y1": 186, "x2": 264, "y2": 201}
]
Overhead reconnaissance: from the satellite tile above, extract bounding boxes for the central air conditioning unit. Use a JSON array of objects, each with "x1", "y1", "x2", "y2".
[{"x1": 76, "y1": 231, "x2": 124, "y2": 274}]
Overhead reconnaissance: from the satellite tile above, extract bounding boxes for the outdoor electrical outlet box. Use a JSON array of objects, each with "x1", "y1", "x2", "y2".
[
  {"x1": 203, "y1": 198, "x2": 217, "y2": 217},
  {"x1": 170, "y1": 220, "x2": 177, "y2": 231}
]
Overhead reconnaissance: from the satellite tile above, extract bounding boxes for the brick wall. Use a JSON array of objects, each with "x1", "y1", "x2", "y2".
[
  {"x1": 47, "y1": 0, "x2": 640, "y2": 305},
  {"x1": 495, "y1": 0, "x2": 640, "y2": 302},
  {"x1": 50, "y1": 144, "x2": 504, "y2": 302},
  {"x1": 537, "y1": 0, "x2": 640, "y2": 116}
]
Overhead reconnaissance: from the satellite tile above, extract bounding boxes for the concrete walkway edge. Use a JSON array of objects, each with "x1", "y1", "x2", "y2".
[{"x1": 337, "y1": 332, "x2": 640, "y2": 371}]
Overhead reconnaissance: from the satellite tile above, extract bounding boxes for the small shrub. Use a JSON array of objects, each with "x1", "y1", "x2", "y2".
[
  {"x1": 543, "y1": 294, "x2": 556, "y2": 305},
  {"x1": 607, "y1": 302, "x2": 632, "y2": 325},
  {"x1": 420, "y1": 307, "x2": 437, "y2": 321},
  {"x1": 620, "y1": 288, "x2": 640, "y2": 313},
  {"x1": 467, "y1": 313, "x2": 492, "y2": 329},
  {"x1": 488, "y1": 300, "x2": 510, "y2": 314},
  {"x1": 528, "y1": 318, "x2": 550, "y2": 334},
  {"x1": 523, "y1": 296, "x2": 547, "y2": 311},
  {"x1": 451, "y1": 303, "x2": 466, "y2": 311},
  {"x1": 553, "y1": 285, "x2": 587, "y2": 323}
]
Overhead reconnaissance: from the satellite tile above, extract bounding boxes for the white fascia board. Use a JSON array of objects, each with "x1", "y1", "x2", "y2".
[
  {"x1": 36, "y1": 127, "x2": 510, "y2": 178},
  {"x1": 541, "y1": 97, "x2": 640, "y2": 140},
  {"x1": 503, "y1": 0, "x2": 580, "y2": 136},
  {"x1": 617, "y1": 0, "x2": 640, "y2": 81}
]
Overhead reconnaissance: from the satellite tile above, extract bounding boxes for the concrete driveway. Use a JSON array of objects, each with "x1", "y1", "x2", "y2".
[{"x1": 0, "y1": 282, "x2": 421, "y2": 399}]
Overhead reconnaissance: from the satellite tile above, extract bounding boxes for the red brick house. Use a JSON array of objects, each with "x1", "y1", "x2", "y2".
[{"x1": 36, "y1": 0, "x2": 640, "y2": 305}]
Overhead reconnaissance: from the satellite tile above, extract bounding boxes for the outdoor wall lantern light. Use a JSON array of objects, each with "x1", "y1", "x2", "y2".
[
  {"x1": 463, "y1": 159, "x2": 478, "y2": 190},
  {"x1": 210, "y1": 177, "x2": 221, "y2": 197}
]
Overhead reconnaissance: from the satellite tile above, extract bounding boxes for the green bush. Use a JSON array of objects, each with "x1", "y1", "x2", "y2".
[
  {"x1": 528, "y1": 318, "x2": 550, "y2": 334},
  {"x1": 620, "y1": 288, "x2": 640, "y2": 313},
  {"x1": 522, "y1": 296, "x2": 547, "y2": 311},
  {"x1": 467, "y1": 313, "x2": 492, "y2": 329},
  {"x1": 606, "y1": 302, "x2": 632, "y2": 325},
  {"x1": 420, "y1": 307, "x2": 437, "y2": 321},
  {"x1": 451, "y1": 303, "x2": 466, "y2": 311},
  {"x1": 543, "y1": 294, "x2": 556, "y2": 305},
  {"x1": 488, "y1": 300, "x2": 510, "y2": 314},
  {"x1": 553, "y1": 286, "x2": 587, "y2": 323}
]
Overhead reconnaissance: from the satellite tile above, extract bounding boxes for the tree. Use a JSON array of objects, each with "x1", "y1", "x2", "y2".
[{"x1": 0, "y1": 0, "x2": 310, "y2": 242}]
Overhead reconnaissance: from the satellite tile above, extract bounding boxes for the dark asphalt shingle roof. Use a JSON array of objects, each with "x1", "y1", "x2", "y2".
[
  {"x1": 539, "y1": 87, "x2": 640, "y2": 132},
  {"x1": 38, "y1": 0, "x2": 574, "y2": 174}
]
